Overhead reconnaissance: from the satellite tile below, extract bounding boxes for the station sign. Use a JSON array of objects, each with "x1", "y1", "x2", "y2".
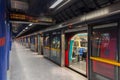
[
  {"x1": 10, "y1": 13, "x2": 26, "y2": 20},
  {"x1": 9, "y1": 13, "x2": 53, "y2": 23}
]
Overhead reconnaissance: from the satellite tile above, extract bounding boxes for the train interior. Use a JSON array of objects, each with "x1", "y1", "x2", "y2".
[
  {"x1": 65, "y1": 32, "x2": 88, "y2": 75},
  {"x1": 68, "y1": 33, "x2": 88, "y2": 75}
]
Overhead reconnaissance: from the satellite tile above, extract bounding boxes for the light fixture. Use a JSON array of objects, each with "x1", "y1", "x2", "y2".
[
  {"x1": 23, "y1": 29, "x2": 25, "y2": 31},
  {"x1": 56, "y1": 0, "x2": 71, "y2": 10},
  {"x1": 25, "y1": 27, "x2": 28, "y2": 29},
  {"x1": 29, "y1": 23, "x2": 32, "y2": 26},
  {"x1": 50, "y1": 0, "x2": 63, "y2": 9}
]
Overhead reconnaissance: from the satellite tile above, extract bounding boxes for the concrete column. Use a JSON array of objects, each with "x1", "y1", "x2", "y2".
[
  {"x1": 61, "y1": 30, "x2": 65, "y2": 67},
  {"x1": 0, "y1": 0, "x2": 7, "y2": 80}
]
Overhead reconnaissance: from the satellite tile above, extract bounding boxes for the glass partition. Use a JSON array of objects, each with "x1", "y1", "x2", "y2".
[
  {"x1": 43, "y1": 35, "x2": 51, "y2": 58},
  {"x1": 90, "y1": 23, "x2": 118, "y2": 80},
  {"x1": 50, "y1": 32, "x2": 61, "y2": 64}
]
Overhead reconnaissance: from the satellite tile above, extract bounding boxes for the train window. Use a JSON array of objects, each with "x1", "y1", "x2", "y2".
[
  {"x1": 50, "y1": 34, "x2": 61, "y2": 64},
  {"x1": 44, "y1": 36, "x2": 50, "y2": 47},
  {"x1": 91, "y1": 27, "x2": 118, "y2": 60},
  {"x1": 74, "y1": 41, "x2": 79, "y2": 46},
  {"x1": 81, "y1": 41, "x2": 87, "y2": 47},
  {"x1": 51, "y1": 36, "x2": 60, "y2": 49},
  {"x1": 30, "y1": 36, "x2": 35, "y2": 44}
]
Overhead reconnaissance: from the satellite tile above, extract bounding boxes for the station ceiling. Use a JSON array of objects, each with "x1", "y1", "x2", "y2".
[
  {"x1": 10, "y1": 0, "x2": 120, "y2": 37},
  {"x1": 21, "y1": 0, "x2": 120, "y2": 23}
]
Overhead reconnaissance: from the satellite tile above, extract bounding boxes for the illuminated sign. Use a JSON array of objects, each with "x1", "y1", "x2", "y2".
[
  {"x1": 10, "y1": 13, "x2": 53, "y2": 23},
  {"x1": 10, "y1": 14, "x2": 26, "y2": 20},
  {"x1": 38, "y1": 17, "x2": 53, "y2": 22}
]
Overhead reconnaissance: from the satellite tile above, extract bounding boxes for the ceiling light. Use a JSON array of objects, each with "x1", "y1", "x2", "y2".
[
  {"x1": 50, "y1": 0, "x2": 63, "y2": 9},
  {"x1": 23, "y1": 29, "x2": 25, "y2": 31},
  {"x1": 56, "y1": 0, "x2": 71, "y2": 10},
  {"x1": 25, "y1": 27, "x2": 28, "y2": 29},
  {"x1": 29, "y1": 23, "x2": 32, "y2": 26}
]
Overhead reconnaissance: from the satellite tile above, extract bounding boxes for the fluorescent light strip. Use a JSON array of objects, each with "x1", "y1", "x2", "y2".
[
  {"x1": 56, "y1": 0, "x2": 71, "y2": 10},
  {"x1": 29, "y1": 23, "x2": 32, "y2": 26},
  {"x1": 50, "y1": 0, "x2": 63, "y2": 9},
  {"x1": 25, "y1": 27, "x2": 28, "y2": 29},
  {"x1": 23, "y1": 29, "x2": 25, "y2": 31}
]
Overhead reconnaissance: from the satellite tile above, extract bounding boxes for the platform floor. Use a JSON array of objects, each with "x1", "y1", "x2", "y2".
[{"x1": 9, "y1": 42, "x2": 87, "y2": 80}]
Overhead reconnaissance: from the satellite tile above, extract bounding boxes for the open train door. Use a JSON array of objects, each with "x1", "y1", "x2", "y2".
[
  {"x1": 65, "y1": 34, "x2": 74, "y2": 67},
  {"x1": 65, "y1": 26, "x2": 88, "y2": 76},
  {"x1": 38, "y1": 34, "x2": 44, "y2": 55}
]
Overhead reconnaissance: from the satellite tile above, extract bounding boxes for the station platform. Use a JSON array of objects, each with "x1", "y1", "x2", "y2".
[{"x1": 9, "y1": 42, "x2": 87, "y2": 80}]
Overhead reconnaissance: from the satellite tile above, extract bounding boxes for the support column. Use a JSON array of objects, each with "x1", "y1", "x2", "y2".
[
  {"x1": 0, "y1": 0, "x2": 7, "y2": 80},
  {"x1": 38, "y1": 34, "x2": 41, "y2": 55},
  {"x1": 88, "y1": 26, "x2": 92, "y2": 80},
  {"x1": 118, "y1": 21, "x2": 120, "y2": 80},
  {"x1": 61, "y1": 30, "x2": 65, "y2": 67}
]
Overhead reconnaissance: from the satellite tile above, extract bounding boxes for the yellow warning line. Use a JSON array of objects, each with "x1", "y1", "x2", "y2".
[
  {"x1": 44, "y1": 47, "x2": 50, "y2": 49},
  {"x1": 90, "y1": 57, "x2": 120, "y2": 67},
  {"x1": 51, "y1": 48, "x2": 60, "y2": 52},
  {"x1": 44, "y1": 47, "x2": 60, "y2": 52}
]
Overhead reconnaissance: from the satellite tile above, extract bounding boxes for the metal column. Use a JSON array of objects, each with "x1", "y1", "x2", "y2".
[
  {"x1": 0, "y1": 0, "x2": 7, "y2": 80},
  {"x1": 88, "y1": 26, "x2": 92, "y2": 80},
  {"x1": 61, "y1": 30, "x2": 65, "y2": 67},
  {"x1": 118, "y1": 21, "x2": 120, "y2": 80}
]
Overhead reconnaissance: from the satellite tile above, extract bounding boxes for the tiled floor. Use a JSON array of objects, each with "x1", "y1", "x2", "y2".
[{"x1": 10, "y1": 42, "x2": 87, "y2": 80}]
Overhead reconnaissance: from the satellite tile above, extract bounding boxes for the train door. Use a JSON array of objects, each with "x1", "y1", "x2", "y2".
[
  {"x1": 26, "y1": 37, "x2": 28, "y2": 48},
  {"x1": 35, "y1": 35, "x2": 38, "y2": 52},
  {"x1": 38, "y1": 35, "x2": 41, "y2": 54},
  {"x1": 23, "y1": 38, "x2": 25, "y2": 46},
  {"x1": 30, "y1": 35, "x2": 35, "y2": 51},
  {"x1": 38, "y1": 35, "x2": 44, "y2": 55},
  {"x1": 43, "y1": 34, "x2": 51, "y2": 58},
  {"x1": 68, "y1": 33, "x2": 88, "y2": 75},
  {"x1": 50, "y1": 32, "x2": 61, "y2": 65},
  {"x1": 89, "y1": 23, "x2": 119, "y2": 80},
  {"x1": 65, "y1": 34, "x2": 73, "y2": 66},
  {"x1": 40, "y1": 36, "x2": 44, "y2": 55},
  {"x1": 28, "y1": 37, "x2": 30, "y2": 48},
  {"x1": 25, "y1": 38, "x2": 27, "y2": 46}
]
